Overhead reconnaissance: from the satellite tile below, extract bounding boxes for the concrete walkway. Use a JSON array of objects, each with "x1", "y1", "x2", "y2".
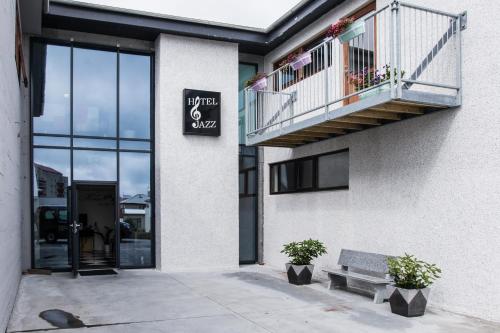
[{"x1": 7, "y1": 266, "x2": 499, "y2": 333}]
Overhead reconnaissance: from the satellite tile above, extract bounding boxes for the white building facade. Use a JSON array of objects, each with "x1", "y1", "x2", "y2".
[{"x1": 0, "y1": 1, "x2": 499, "y2": 331}]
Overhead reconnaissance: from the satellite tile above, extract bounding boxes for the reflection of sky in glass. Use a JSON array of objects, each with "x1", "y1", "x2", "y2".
[
  {"x1": 33, "y1": 45, "x2": 71, "y2": 134},
  {"x1": 73, "y1": 48, "x2": 117, "y2": 137},
  {"x1": 120, "y1": 152, "x2": 150, "y2": 196},
  {"x1": 120, "y1": 54, "x2": 150, "y2": 139},
  {"x1": 33, "y1": 149, "x2": 71, "y2": 182},
  {"x1": 73, "y1": 150, "x2": 117, "y2": 181},
  {"x1": 238, "y1": 64, "x2": 256, "y2": 144}
]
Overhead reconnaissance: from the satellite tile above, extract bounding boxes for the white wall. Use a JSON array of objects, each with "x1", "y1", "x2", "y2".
[
  {"x1": 261, "y1": 0, "x2": 500, "y2": 323},
  {"x1": 155, "y1": 34, "x2": 239, "y2": 271},
  {"x1": 0, "y1": 0, "x2": 26, "y2": 330}
]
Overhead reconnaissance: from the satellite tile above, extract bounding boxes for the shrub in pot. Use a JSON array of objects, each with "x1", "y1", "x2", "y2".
[
  {"x1": 281, "y1": 239, "x2": 327, "y2": 285},
  {"x1": 245, "y1": 72, "x2": 267, "y2": 91},
  {"x1": 387, "y1": 254, "x2": 441, "y2": 317}
]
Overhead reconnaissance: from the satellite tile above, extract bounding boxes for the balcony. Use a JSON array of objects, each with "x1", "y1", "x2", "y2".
[{"x1": 244, "y1": 2, "x2": 465, "y2": 148}]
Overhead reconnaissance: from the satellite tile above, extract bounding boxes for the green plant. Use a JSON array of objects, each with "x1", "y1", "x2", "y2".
[
  {"x1": 388, "y1": 254, "x2": 441, "y2": 289},
  {"x1": 281, "y1": 239, "x2": 327, "y2": 265},
  {"x1": 244, "y1": 72, "x2": 267, "y2": 87}
]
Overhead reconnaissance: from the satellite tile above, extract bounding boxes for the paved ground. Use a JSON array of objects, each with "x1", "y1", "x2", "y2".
[{"x1": 7, "y1": 266, "x2": 500, "y2": 333}]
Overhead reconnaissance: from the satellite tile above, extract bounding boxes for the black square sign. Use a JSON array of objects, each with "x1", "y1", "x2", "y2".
[{"x1": 183, "y1": 89, "x2": 221, "y2": 136}]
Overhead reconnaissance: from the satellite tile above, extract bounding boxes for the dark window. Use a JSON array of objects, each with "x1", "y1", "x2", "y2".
[
  {"x1": 270, "y1": 149, "x2": 349, "y2": 194},
  {"x1": 318, "y1": 151, "x2": 349, "y2": 189}
]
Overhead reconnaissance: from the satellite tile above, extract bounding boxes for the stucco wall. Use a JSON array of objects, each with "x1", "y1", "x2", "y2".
[
  {"x1": 155, "y1": 34, "x2": 239, "y2": 271},
  {"x1": 0, "y1": 0, "x2": 25, "y2": 330},
  {"x1": 261, "y1": 0, "x2": 500, "y2": 323}
]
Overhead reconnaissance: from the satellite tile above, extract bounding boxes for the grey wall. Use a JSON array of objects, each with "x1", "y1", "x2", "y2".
[
  {"x1": 0, "y1": 0, "x2": 27, "y2": 330},
  {"x1": 155, "y1": 34, "x2": 239, "y2": 271},
  {"x1": 261, "y1": 0, "x2": 500, "y2": 323}
]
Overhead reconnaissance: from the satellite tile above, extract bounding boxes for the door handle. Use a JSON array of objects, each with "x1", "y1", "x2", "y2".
[{"x1": 72, "y1": 220, "x2": 81, "y2": 234}]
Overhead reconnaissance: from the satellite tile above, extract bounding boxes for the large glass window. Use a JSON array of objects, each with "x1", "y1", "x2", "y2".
[
  {"x1": 120, "y1": 53, "x2": 151, "y2": 139},
  {"x1": 270, "y1": 149, "x2": 349, "y2": 194},
  {"x1": 73, "y1": 48, "x2": 117, "y2": 137},
  {"x1": 119, "y1": 152, "x2": 151, "y2": 267},
  {"x1": 31, "y1": 41, "x2": 153, "y2": 270},
  {"x1": 32, "y1": 44, "x2": 71, "y2": 134},
  {"x1": 33, "y1": 148, "x2": 71, "y2": 269}
]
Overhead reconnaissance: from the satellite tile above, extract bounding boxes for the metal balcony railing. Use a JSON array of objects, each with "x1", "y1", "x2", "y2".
[{"x1": 245, "y1": 1, "x2": 465, "y2": 146}]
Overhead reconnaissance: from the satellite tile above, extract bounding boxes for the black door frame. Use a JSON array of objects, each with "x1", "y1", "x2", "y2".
[{"x1": 71, "y1": 181, "x2": 119, "y2": 275}]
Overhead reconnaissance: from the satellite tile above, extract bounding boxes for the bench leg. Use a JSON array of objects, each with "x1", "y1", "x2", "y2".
[
  {"x1": 328, "y1": 274, "x2": 347, "y2": 290},
  {"x1": 373, "y1": 285, "x2": 387, "y2": 304}
]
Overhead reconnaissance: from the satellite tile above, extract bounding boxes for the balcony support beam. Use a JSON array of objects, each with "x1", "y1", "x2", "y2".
[
  {"x1": 335, "y1": 116, "x2": 381, "y2": 126},
  {"x1": 355, "y1": 110, "x2": 401, "y2": 121},
  {"x1": 369, "y1": 104, "x2": 424, "y2": 115}
]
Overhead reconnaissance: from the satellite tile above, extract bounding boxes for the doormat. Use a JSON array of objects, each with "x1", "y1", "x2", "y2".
[{"x1": 79, "y1": 269, "x2": 117, "y2": 276}]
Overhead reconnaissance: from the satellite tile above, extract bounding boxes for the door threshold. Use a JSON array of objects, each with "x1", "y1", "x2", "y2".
[{"x1": 78, "y1": 269, "x2": 118, "y2": 276}]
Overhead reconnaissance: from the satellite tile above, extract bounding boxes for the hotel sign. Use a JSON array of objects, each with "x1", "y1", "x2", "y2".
[{"x1": 183, "y1": 89, "x2": 221, "y2": 136}]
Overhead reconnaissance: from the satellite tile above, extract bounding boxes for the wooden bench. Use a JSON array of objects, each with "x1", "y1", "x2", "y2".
[{"x1": 323, "y1": 249, "x2": 393, "y2": 304}]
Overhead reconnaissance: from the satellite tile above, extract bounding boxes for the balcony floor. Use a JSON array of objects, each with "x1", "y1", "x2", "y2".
[{"x1": 247, "y1": 90, "x2": 459, "y2": 148}]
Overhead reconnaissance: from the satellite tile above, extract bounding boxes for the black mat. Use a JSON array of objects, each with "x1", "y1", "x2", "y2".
[{"x1": 79, "y1": 269, "x2": 117, "y2": 276}]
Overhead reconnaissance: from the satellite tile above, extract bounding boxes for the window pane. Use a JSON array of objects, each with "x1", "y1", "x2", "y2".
[
  {"x1": 120, "y1": 140, "x2": 150, "y2": 151},
  {"x1": 33, "y1": 136, "x2": 70, "y2": 147},
  {"x1": 247, "y1": 169, "x2": 256, "y2": 195},
  {"x1": 120, "y1": 54, "x2": 150, "y2": 139},
  {"x1": 119, "y1": 152, "x2": 151, "y2": 267},
  {"x1": 73, "y1": 138, "x2": 116, "y2": 149},
  {"x1": 297, "y1": 159, "x2": 313, "y2": 189},
  {"x1": 73, "y1": 150, "x2": 117, "y2": 181},
  {"x1": 73, "y1": 48, "x2": 117, "y2": 137},
  {"x1": 32, "y1": 44, "x2": 71, "y2": 134},
  {"x1": 271, "y1": 165, "x2": 279, "y2": 193},
  {"x1": 279, "y1": 162, "x2": 296, "y2": 192},
  {"x1": 318, "y1": 151, "x2": 349, "y2": 188},
  {"x1": 239, "y1": 173, "x2": 245, "y2": 195},
  {"x1": 239, "y1": 156, "x2": 256, "y2": 169},
  {"x1": 33, "y1": 148, "x2": 71, "y2": 269},
  {"x1": 238, "y1": 64, "x2": 257, "y2": 144}
]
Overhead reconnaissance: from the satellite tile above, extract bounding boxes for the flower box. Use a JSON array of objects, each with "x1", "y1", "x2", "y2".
[
  {"x1": 290, "y1": 52, "x2": 312, "y2": 71},
  {"x1": 338, "y1": 20, "x2": 365, "y2": 43},
  {"x1": 360, "y1": 84, "x2": 390, "y2": 99},
  {"x1": 250, "y1": 77, "x2": 267, "y2": 91}
]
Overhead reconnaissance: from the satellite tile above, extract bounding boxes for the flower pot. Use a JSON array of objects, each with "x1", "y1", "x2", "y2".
[
  {"x1": 359, "y1": 85, "x2": 390, "y2": 99},
  {"x1": 285, "y1": 263, "x2": 314, "y2": 285},
  {"x1": 338, "y1": 21, "x2": 365, "y2": 43},
  {"x1": 290, "y1": 52, "x2": 312, "y2": 71},
  {"x1": 386, "y1": 285, "x2": 431, "y2": 317},
  {"x1": 250, "y1": 77, "x2": 267, "y2": 91}
]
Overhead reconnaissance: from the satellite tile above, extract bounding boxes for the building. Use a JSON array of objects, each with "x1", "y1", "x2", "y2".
[{"x1": 1, "y1": 0, "x2": 500, "y2": 331}]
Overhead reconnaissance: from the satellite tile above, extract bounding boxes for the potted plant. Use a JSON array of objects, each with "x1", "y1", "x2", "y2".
[
  {"x1": 280, "y1": 51, "x2": 312, "y2": 71},
  {"x1": 281, "y1": 239, "x2": 327, "y2": 285},
  {"x1": 349, "y1": 65, "x2": 405, "y2": 99},
  {"x1": 387, "y1": 254, "x2": 441, "y2": 317},
  {"x1": 245, "y1": 72, "x2": 268, "y2": 91},
  {"x1": 326, "y1": 17, "x2": 365, "y2": 43}
]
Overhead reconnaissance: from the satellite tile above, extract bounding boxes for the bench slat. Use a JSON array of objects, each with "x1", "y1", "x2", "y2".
[{"x1": 323, "y1": 268, "x2": 391, "y2": 285}]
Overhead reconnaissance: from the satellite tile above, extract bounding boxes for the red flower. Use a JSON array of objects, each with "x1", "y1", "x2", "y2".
[{"x1": 326, "y1": 18, "x2": 354, "y2": 38}]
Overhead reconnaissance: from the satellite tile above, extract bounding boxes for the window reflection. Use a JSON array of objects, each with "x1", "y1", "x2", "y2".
[
  {"x1": 33, "y1": 148, "x2": 71, "y2": 269},
  {"x1": 119, "y1": 54, "x2": 150, "y2": 139},
  {"x1": 119, "y1": 152, "x2": 151, "y2": 267},
  {"x1": 73, "y1": 150, "x2": 117, "y2": 181},
  {"x1": 32, "y1": 43, "x2": 71, "y2": 134},
  {"x1": 73, "y1": 48, "x2": 117, "y2": 137}
]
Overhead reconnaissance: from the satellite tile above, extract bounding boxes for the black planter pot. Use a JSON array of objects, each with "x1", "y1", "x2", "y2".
[
  {"x1": 285, "y1": 263, "x2": 314, "y2": 285},
  {"x1": 387, "y1": 285, "x2": 431, "y2": 317}
]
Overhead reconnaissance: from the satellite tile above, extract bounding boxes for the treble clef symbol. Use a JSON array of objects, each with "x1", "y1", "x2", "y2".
[{"x1": 190, "y1": 96, "x2": 201, "y2": 128}]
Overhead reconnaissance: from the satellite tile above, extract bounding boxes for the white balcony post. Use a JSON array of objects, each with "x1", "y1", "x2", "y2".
[
  {"x1": 323, "y1": 41, "x2": 329, "y2": 119},
  {"x1": 390, "y1": 0, "x2": 399, "y2": 99},
  {"x1": 278, "y1": 71, "x2": 283, "y2": 134},
  {"x1": 244, "y1": 88, "x2": 249, "y2": 144}
]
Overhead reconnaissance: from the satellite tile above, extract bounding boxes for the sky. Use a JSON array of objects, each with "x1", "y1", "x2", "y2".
[{"x1": 78, "y1": 0, "x2": 304, "y2": 29}]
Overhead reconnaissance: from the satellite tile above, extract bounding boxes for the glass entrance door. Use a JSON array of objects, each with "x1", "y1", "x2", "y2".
[{"x1": 71, "y1": 182, "x2": 118, "y2": 275}]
